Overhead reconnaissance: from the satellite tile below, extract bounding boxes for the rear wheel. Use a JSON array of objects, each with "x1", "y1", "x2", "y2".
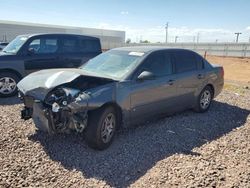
[
  {"x1": 194, "y1": 86, "x2": 213, "y2": 113},
  {"x1": 85, "y1": 106, "x2": 117, "y2": 150},
  {"x1": 0, "y1": 72, "x2": 20, "y2": 97}
]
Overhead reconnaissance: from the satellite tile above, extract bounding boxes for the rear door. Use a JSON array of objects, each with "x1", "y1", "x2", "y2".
[
  {"x1": 23, "y1": 36, "x2": 61, "y2": 74},
  {"x1": 172, "y1": 50, "x2": 204, "y2": 108},
  {"x1": 130, "y1": 50, "x2": 177, "y2": 122},
  {"x1": 59, "y1": 37, "x2": 102, "y2": 68},
  {"x1": 78, "y1": 38, "x2": 102, "y2": 66},
  {"x1": 58, "y1": 36, "x2": 83, "y2": 68}
]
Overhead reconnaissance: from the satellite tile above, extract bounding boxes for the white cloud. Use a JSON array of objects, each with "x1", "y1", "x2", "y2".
[
  {"x1": 96, "y1": 23, "x2": 249, "y2": 43},
  {"x1": 120, "y1": 11, "x2": 129, "y2": 15},
  {"x1": 246, "y1": 26, "x2": 250, "y2": 31}
]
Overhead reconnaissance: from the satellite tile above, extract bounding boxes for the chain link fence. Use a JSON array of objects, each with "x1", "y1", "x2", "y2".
[{"x1": 124, "y1": 43, "x2": 250, "y2": 57}]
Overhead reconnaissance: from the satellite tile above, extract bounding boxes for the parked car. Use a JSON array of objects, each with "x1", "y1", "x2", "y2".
[
  {"x1": 0, "y1": 42, "x2": 9, "y2": 51},
  {"x1": 0, "y1": 33, "x2": 102, "y2": 97},
  {"x1": 18, "y1": 47, "x2": 224, "y2": 150}
]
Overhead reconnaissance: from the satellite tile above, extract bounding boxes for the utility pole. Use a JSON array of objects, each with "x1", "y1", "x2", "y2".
[
  {"x1": 193, "y1": 36, "x2": 196, "y2": 43},
  {"x1": 197, "y1": 33, "x2": 200, "y2": 43},
  {"x1": 140, "y1": 35, "x2": 142, "y2": 43},
  {"x1": 234, "y1": 32, "x2": 242, "y2": 43},
  {"x1": 165, "y1": 22, "x2": 169, "y2": 43},
  {"x1": 175, "y1": 36, "x2": 179, "y2": 43}
]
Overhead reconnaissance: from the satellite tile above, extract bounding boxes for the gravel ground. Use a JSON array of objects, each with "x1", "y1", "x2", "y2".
[{"x1": 0, "y1": 89, "x2": 250, "y2": 188}]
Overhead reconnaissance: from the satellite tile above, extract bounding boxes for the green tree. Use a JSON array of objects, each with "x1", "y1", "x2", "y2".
[
  {"x1": 126, "y1": 38, "x2": 131, "y2": 44},
  {"x1": 140, "y1": 40, "x2": 150, "y2": 43}
]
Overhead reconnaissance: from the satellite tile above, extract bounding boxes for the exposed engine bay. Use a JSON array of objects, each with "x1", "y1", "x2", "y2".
[{"x1": 19, "y1": 75, "x2": 115, "y2": 134}]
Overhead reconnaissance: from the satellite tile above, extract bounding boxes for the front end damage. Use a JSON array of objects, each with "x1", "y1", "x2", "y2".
[
  {"x1": 20, "y1": 87, "x2": 90, "y2": 134},
  {"x1": 18, "y1": 69, "x2": 116, "y2": 134}
]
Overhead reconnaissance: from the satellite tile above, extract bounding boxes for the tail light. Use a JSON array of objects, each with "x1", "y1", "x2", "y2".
[{"x1": 220, "y1": 67, "x2": 224, "y2": 78}]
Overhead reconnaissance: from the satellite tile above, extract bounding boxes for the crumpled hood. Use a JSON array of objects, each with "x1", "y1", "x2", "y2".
[{"x1": 17, "y1": 68, "x2": 114, "y2": 100}]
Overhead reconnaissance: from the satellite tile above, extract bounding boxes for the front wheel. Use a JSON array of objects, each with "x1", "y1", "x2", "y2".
[
  {"x1": 84, "y1": 106, "x2": 117, "y2": 150},
  {"x1": 194, "y1": 86, "x2": 213, "y2": 113},
  {"x1": 0, "y1": 72, "x2": 20, "y2": 97}
]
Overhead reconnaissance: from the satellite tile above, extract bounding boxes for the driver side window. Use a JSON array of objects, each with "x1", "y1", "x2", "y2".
[
  {"x1": 141, "y1": 51, "x2": 173, "y2": 77},
  {"x1": 28, "y1": 38, "x2": 58, "y2": 54}
]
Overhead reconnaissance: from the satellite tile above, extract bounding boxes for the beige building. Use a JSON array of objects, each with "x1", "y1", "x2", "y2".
[{"x1": 0, "y1": 20, "x2": 125, "y2": 49}]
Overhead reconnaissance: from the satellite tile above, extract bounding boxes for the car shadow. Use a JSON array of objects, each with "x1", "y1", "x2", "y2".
[
  {"x1": 0, "y1": 96, "x2": 21, "y2": 105},
  {"x1": 29, "y1": 101, "x2": 250, "y2": 187}
]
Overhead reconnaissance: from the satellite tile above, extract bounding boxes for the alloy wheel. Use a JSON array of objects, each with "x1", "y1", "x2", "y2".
[
  {"x1": 101, "y1": 113, "x2": 116, "y2": 143},
  {"x1": 200, "y1": 90, "x2": 211, "y2": 110},
  {"x1": 0, "y1": 77, "x2": 17, "y2": 94}
]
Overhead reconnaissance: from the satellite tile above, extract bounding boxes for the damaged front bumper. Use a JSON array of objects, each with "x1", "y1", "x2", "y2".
[
  {"x1": 20, "y1": 92, "x2": 90, "y2": 134},
  {"x1": 24, "y1": 102, "x2": 56, "y2": 134}
]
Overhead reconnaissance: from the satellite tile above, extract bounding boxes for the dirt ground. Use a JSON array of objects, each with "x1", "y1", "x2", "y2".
[
  {"x1": 0, "y1": 55, "x2": 250, "y2": 187},
  {"x1": 0, "y1": 90, "x2": 249, "y2": 188},
  {"x1": 206, "y1": 55, "x2": 250, "y2": 84}
]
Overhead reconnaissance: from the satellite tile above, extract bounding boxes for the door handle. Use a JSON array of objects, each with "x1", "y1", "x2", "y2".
[
  {"x1": 197, "y1": 74, "x2": 204, "y2": 79},
  {"x1": 168, "y1": 79, "x2": 175, "y2": 85}
]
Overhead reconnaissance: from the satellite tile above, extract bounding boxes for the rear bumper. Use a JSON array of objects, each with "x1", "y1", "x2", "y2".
[{"x1": 214, "y1": 80, "x2": 224, "y2": 98}]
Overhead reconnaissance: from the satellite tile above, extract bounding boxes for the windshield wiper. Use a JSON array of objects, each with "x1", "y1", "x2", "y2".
[{"x1": 2, "y1": 50, "x2": 14, "y2": 54}]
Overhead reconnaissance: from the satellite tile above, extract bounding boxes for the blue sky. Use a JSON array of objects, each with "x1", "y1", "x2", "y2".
[{"x1": 1, "y1": 0, "x2": 250, "y2": 42}]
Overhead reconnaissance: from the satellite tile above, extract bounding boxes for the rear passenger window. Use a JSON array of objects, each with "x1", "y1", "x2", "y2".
[
  {"x1": 142, "y1": 51, "x2": 172, "y2": 77},
  {"x1": 174, "y1": 51, "x2": 197, "y2": 73},
  {"x1": 79, "y1": 39, "x2": 100, "y2": 53},
  {"x1": 195, "y1": 54, "x2": 205, "y2": 70},
  {"x1": 61, "y1": 38, "x2": 78, "y2": 53}
]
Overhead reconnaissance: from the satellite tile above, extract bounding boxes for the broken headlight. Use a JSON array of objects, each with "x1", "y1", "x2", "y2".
[
  {"x1": 44, "y1": 87, "x2": 88, "y2": 133},
  {"x1": 45, "y1": 87, "x2": 80, "y2": 108}
]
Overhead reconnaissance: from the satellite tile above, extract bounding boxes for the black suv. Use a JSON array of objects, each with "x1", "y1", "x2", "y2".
[{"x1": 0, "y1": 33, "x2": 102, "y2": 97}]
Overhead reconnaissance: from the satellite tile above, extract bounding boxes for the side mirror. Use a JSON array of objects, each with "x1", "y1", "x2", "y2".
[
  {"x1": 137, "y1": 71, "x2": 155, "y2": 81},
  {"x1": 27, "y1": 48, "x2": 35, "y2": 55}
]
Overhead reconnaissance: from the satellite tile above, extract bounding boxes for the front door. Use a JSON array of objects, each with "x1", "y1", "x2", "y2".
[
  {"x1": 24, "y1": 37, "x2": 61, "y2": 74},
  {"x1": 129, "y1": 50, "x2": 177, "y2": 123}
]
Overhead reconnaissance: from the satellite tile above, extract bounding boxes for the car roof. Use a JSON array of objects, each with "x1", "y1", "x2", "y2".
[
  {"x1": 17, "y1": 33, "x2": 99, "y2": 40},
  {"x1": 114, "y1": 46, "x2": 196, "y2": 54}
]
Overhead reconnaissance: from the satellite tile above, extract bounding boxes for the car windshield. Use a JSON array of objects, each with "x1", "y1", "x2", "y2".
[
  {"x1": 81, "y1": 50, "x2": 145, "y2": 79},
  {"x1": 3, "y1": 36, "x2": 28, "y2": 53}
]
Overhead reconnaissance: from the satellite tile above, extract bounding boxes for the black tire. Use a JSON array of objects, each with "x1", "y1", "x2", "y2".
[
  {"x1": 194, "y1": 86, "x2": 213, "y2": 113},
  {"x1": 0, "y1": 72, "x2": 20, "y2": 97},
  {"x1": 85, "y1": 106, "x2": 117, "y2": 150}
]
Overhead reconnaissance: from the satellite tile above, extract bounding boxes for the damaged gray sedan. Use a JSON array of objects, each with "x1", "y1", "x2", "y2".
[{"x1": 18, "y1": 47, "x2": 224, "y2": 150}]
